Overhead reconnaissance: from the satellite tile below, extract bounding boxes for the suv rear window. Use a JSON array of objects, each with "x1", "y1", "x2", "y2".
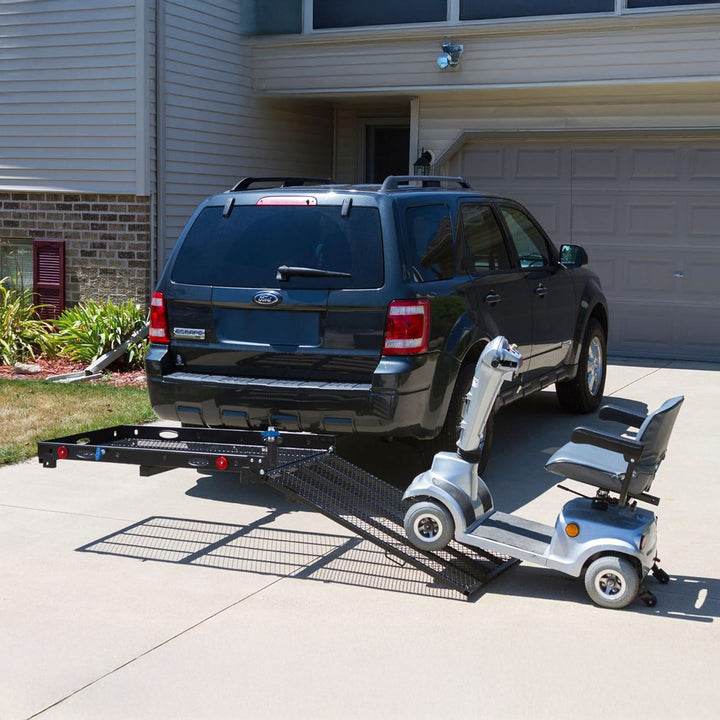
[{"x1": 171, "y1": 204, "x2": 384, "y2": 289}]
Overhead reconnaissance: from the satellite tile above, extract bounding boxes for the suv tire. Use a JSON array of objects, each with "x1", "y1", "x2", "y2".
[{"x1": 556, "y1": 318, "x2": 607, "y2": 414}]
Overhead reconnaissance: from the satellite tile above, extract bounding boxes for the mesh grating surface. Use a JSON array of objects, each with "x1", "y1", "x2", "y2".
[
  {"x1": 108, "y1": 437, "x2": 317, "y2": 465},
  {"x1": 269, "y1": 453, "x2": 515, "y2": 597}
]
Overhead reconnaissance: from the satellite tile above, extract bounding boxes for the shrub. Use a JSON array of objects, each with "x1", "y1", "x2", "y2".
[
  {"x1": 0, "y1": 279, "x2": 55, "y2": 365},
  {"x1": 54, "y1": 299, "x2": 148, "y2": 369}
]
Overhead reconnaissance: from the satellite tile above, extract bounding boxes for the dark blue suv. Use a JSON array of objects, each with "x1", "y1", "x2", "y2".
[{"x1": 147, "y1": 176, "x2": 608, "y2": 470}]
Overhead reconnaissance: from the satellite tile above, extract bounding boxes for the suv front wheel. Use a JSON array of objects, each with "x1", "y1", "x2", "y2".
[{"x1": 556, "y1": 319, "x2": 607, "y2": 413}]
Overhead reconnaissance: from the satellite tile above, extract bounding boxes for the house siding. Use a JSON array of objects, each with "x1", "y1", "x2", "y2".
[
  {"x1": 0, "y1": 0, "x2": 144, "y2": 194},
  {"x1": 250, "y1": 13, "x2": 720, "y2": 95},
  {"x1": 159, "y1": 0, "x2": 334, "y2": 263}
]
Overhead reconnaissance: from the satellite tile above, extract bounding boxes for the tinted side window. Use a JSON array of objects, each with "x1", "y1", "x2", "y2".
[
  {"x1": 460, "y1": 204, "x2": 511, "y2": 273},
  {"x1": 499, "y1": 206, "x2": 550, "y2": 269},
  {"x1": 405, "y1": 204, "x2": 455, "y2": 282},
  {"x1": 171, "y1": 205, "x2": 383, "y2": 289}
]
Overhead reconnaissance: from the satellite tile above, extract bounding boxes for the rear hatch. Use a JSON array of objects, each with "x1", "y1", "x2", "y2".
[{"x1": 162, "y1": 194, "x2": 387, "y2": 384}]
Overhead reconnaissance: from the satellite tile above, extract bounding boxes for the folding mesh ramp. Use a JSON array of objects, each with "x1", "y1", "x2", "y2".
[{"x1": 268, "y1": 451, "x2": 516, "y2": 598}]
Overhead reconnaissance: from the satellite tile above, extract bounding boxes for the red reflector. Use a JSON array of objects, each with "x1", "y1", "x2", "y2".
[
  {"x1": 216, "y1": 456, "x2": 228, "y2": 471},
  {"x1": 382, "y1": 300, "x2": 430, "y2": 356},
  {"x1": 256, "y1": 196, "x2": 317, "y2": 206},
  {"x1": 57, "y1": 446, "x2": 69, "y2": 459},
  {"x1": 149, "y1": 291, "x2": 169, "y2": 344}
]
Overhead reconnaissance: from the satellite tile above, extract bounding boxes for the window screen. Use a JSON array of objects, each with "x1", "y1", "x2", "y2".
[
  {"x1": 405, "y1": 205, "x2": 455, "y2": 282},
  {"x1": 461, "y1": 205, "x2": 511, "y2": 273},
  {"x1": 498, "y1": 206, "x2": 550, "y2": 269},
  {"x1": 0, "y1": 238, "x2": 33, "y2": 291}
]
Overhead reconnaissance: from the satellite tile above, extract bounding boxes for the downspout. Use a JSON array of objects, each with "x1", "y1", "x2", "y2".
[{"x1": 154, "y1": 0, "x2": 167, "y2": 290}]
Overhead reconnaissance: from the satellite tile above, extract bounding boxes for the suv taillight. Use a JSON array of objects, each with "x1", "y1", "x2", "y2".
[
  {"x1": 149, "y1": 291, "x2": 169, "y2": 344},
  {"x1": 382, "y1": 299, "x2": 430, "y2": 355}
]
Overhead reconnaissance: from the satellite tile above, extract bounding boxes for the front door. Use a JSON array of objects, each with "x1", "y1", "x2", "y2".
[{"x1": 365, "y1": 125, "x2": 410, "y2": 183}]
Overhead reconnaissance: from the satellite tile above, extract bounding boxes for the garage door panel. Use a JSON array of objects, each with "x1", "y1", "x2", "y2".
[
  {"x1": 624, "y1": 253, "x2": 678, "y2": 295},
  {"x1": 572, "y1": 148, "x2": 619, "y2": 180},
  {"x1": 627, "y1": 202, "x2": 679, "y2": 237},
  {"x1": 677, "y1": 307, "x2": 720, "y2": 357},
  {"x1": 630, "y1": 147, "x2": 683, "y2": 180},
  {"x1": 682, "y1": 254, "x2": 720, "y2": 301},
  {"x1": 610, "y1": 303, "x2": 675, "y2": 356},
  {"x1": 572, "y1": 201, "x2": 617, "y2": 236},
  {"x1": 688, "y1": 201, "x2": 720, "y2": 239},
  {"x1": 689, "y1": 148, "x2": 720, "y2": 179}
]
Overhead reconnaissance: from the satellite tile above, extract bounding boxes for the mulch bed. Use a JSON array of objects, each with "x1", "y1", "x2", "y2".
[{"x1": 0, "y1": 358, "x2": 147, "y2": 387}]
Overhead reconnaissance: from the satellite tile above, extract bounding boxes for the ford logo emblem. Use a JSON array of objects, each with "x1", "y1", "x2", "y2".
[{"x1": 253, "y1": 291, "x2": 282, "y2": 307}]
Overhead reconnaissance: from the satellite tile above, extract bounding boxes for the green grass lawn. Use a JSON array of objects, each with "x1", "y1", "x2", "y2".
[{"x1": 0, "y1": 379, "x2": 155, "y2": 466}]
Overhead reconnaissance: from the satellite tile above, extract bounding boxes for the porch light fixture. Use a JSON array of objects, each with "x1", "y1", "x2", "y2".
[
  {"x1": 437, "y1": 39, "x2": 463, "y2": 69},
  {"x1": 413, "y1": 149, "x2": 433, "y2": 176}
]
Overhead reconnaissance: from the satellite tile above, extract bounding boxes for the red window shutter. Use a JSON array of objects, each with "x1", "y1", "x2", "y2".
[{"x1": 33, "y1": 239, "x2": 65, "y2": 319}]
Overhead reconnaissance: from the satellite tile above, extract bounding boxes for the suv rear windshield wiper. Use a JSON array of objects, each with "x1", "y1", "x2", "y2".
[{"x1": 276, "y1": 265, "x2": 351, "y2": 281}]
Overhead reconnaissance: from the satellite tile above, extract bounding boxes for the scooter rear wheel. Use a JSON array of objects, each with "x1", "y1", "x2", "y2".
[
  {"x1": 404, "y1": 500, "x2": 454, "y2": 551},
  {"x1": 584, "y1": 556, "x2": 640, "y2": 609}
]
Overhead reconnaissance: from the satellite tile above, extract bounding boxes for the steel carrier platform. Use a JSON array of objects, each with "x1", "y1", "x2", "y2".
[{"x1": 38, "y1": 425, "x2": 515, "y2": 597}]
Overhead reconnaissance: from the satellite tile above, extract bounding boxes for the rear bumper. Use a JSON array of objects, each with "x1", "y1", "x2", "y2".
[{"x1": 146, "y1": 352, "x2": 450, "y2": 438}]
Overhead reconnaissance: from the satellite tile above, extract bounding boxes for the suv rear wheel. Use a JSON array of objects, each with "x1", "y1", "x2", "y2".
[{"x1": 556, "y1": 319, "x2": 607, "y2": 413}]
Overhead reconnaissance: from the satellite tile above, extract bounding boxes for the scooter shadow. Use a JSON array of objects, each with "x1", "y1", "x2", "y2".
[{"x1": 488, "y1": 564, "x2": 720, "y2": 621}]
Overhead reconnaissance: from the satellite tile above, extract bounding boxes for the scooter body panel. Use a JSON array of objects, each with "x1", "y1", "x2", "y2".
[
  {"x1": 403, "y1": 452, "x2": 493, "y2": 535},
  {"x1": 545, "y1": 497, "x2": 658, "y2": 577}
]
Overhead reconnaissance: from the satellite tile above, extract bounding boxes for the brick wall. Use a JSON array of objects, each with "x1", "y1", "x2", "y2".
[{"x1": 0, "y1": 191, "x2": 152, "y2": 308}]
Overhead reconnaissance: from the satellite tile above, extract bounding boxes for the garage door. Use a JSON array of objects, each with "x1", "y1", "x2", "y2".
[{"x1": 455, "y1": 135, "x2": 720, "y2": 361}]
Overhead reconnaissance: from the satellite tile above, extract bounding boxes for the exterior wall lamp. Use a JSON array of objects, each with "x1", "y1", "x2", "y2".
[
  {"x1": 413, "y1": 149, "x2": 434, "y2": 176},
  {"x1": 437, "y1": 39, "x2": 463, "y2": 69}
]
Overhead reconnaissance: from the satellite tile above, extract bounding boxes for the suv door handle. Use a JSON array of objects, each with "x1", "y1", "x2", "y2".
[
  {"x1": 534, "y1": 283, "x2": 548, "y2": 298},
  {"x1": 483, "y1": 291, "x2": 501, "y2": 306}
]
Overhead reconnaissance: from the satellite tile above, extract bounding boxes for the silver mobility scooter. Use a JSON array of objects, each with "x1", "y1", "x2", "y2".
[{"x1": 403, "y1": 336, "x2": 683, "y2": 608}]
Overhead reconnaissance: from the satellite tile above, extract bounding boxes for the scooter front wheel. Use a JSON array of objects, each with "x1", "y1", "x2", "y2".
[
  {"x1": 404, "y1": 500, "x2": 454, "y2": 551},
  {"x1": 584, "y1": 556, "x2": 640, "y2": 609}
]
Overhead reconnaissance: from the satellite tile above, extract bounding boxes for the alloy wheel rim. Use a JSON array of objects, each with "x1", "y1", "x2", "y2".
[
  {"x1": 586, "y1": 336, "x2": 603, "y2": 396},
  {"x1": 594, "y1": 570, "x2": 626, "y2": 599}
]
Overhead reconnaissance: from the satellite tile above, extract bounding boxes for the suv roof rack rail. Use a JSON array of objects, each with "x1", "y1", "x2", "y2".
[
  {"x1": 231, "y1": 176, "x2": 334, "y2": 192},
  {"x1": 380, "y1": 175, "x2": 472, "y2": 191}
]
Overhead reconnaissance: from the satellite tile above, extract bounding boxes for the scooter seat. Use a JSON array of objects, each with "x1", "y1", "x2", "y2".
[
  {"x1": 545, "y1": 442, "x2": 653, "y2": 496},
  {"x1": 545, "y1": 396, "x2": 684, "y2": 502}
]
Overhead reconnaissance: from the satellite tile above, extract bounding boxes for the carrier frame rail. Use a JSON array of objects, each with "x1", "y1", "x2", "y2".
[{"x1": 37, "y1": 425, "x2": 516, "y2": 598}]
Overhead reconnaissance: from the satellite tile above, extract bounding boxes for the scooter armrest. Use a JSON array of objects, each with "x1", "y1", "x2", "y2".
[
  {"x1": 570, "y1": 427, "x2": 644, "y2": 462},
  {"x1": 598, "y1": 404, "x2": 646, "y2": 428}
]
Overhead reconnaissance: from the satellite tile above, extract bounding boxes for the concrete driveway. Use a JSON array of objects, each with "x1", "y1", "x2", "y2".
[{"x1": 1, "y1": 359, "x2": 719, "y2": 719}]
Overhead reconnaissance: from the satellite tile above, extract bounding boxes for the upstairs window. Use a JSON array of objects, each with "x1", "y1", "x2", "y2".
[
  {"x1": 460, "y1": 0, "x2": 614, "y2": 20},
  {"x1": 313, "y1": 0, "x2": 447, "y2": 29}
]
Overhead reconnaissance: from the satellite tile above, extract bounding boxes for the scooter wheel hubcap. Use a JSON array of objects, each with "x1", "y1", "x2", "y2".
[
  {"x1": 595, "y1": 570, "x2": 625, "y2": 598},
  {"x1": 416, "y1": 516, "x2": 440, "y2": 539}
]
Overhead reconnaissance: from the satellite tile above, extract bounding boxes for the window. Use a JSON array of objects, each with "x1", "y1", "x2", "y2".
[
  {"x1": 460, "y1": 205, "x2": 511, "y2": 273},
  {"x1": 0, "y1": 238, "x2": 33, "y2": 291},
  {"x1": 498, "y1": 207, "x2": 550, "y2": 269},
  {"x1": 460, "y1": 0, "x2": 613, "y2": 20},
  {"x1": 313, "y1": 0, "x2": 447, "y2": 29},
  {"x1": 405, "y1": 205, "x2": 455, "y2": 282},
  {"x1": 172, "y1": 205, "x2": 384, "y2": 289}
]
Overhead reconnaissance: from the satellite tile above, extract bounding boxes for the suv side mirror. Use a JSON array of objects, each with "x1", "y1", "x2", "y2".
[{"x1": 560, "y1": 244, "x2": 588, "y2": 268}]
